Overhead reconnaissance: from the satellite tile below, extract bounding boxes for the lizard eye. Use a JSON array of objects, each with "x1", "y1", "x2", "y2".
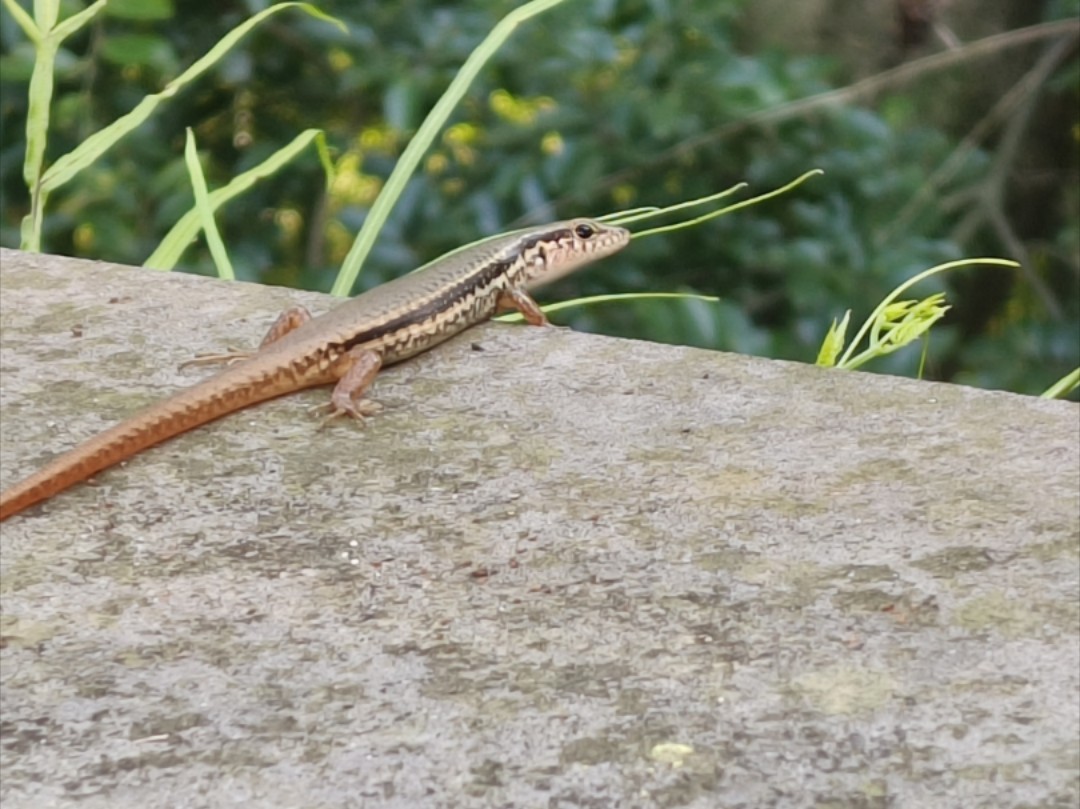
[{"x1": 574, "y1": 223, "x2": 596, "y2": 239}]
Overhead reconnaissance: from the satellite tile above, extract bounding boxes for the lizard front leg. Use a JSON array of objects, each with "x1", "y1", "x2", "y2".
[{"x1": 495, "y1": 287, "x2": 549, "y2": 326}]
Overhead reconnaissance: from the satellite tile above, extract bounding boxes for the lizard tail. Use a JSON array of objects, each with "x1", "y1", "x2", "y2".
[{"x1": 0, "y1": 363, "x2": 313, "y2": 522}]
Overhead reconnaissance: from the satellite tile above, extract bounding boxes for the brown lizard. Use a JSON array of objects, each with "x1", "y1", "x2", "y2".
[{"x1": 0, "y1": 219, "x2": 629, "y2": 520}]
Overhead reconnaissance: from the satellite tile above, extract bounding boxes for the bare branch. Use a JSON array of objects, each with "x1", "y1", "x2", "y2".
[{"x1": 569, "y1": 18, "x2": 1080, "y2": 202}]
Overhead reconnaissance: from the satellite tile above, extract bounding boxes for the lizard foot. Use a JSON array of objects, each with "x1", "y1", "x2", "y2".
[{"x1": 312, "y1": 398, "x2": 384, "y2": 430}]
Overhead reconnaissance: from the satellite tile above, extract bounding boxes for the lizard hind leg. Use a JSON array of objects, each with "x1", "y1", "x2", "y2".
[
  {"x1": 179, "y1": 305, "x2": 315, "y2": 370},
  {"x1": 315, "y1": 347, "x2": 384, "y2": 429}
]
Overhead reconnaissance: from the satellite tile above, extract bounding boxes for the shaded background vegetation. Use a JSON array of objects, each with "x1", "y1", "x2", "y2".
[{"x1": 1, "y1": 0, "x2": 1077, "y2": 396}]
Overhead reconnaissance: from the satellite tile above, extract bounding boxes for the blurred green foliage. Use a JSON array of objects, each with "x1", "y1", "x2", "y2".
[{"x1": 0, "y1": 0, "x2": 1076, "y2": 397}]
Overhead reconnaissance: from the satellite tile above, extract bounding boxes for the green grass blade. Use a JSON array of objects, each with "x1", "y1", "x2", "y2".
[
  {"x1": 608, "y1": 183, "x2": 748, "y2": 228},
  {"x1": 836, "y1": 258, "x2": 1019, "y2": 368},
  {"x1": 916, "y1": 332, "x2": 931, "y2": 380},
  {"x1": 20, "y1": 34, "x2": 57, "y2": 251},
  {"x1": 146, "y1": 128, "x2": 328, "y2": 270},
  {"x1": 330, "y1": 0, "x2": 573, "y2": 298},
  {"x1": 594, "y1": 206, "x2": 660, "y2": 222},
  {"x1": 841, "y1": 296, "x2": 950, "y2": 370},
  {"x1": 39, "y1": 3, "x2": 344, "y2": 196},
  {"x1": 183, "y1": 128, "x2": 234, "y2": 280},
  {"x1": 2, "y1": 0, "x2": 41, "y2": 44},
  {"x1": 32, "y1": 0, "x2": 57, "y2": 30},
  {"x1": 815, "y1": 310, "x2": 851, "y2": 367},
  {"x1": 50, "y1": 0, "x2": 107, "y2": 41},
  {"x1": 17, "y1": 0, "x2": 109, "y2": 250},
  {"x1": 495, "y1": 292, "x2": 719, "y2": 322},
  {"x1": 628, "y1": 170, "x2": 823, "y2": 240},
  {"x1": 1041, "y1": 367, "x2": 1079, "y2": 399}
]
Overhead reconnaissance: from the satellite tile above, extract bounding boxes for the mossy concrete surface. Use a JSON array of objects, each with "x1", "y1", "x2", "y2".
[{"x1": 1, "y1": 248, "x2": 1077, "y2": 809}]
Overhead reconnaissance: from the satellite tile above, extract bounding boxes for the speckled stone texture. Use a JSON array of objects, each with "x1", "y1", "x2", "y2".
[{"x1": 2, "y1": 248, "x2": 1077, "y2": 809}]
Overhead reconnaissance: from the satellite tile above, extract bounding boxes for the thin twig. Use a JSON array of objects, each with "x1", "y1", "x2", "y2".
[
  {"x1": 970, "y1": 34, "x2": 1078, "y2": 318},
  {"x1": 562, "y1": 18, "x2": 1079, "y2": 204},
  {"x1": 880, "y1": 31, "x2": 1078, "y2": 256}
]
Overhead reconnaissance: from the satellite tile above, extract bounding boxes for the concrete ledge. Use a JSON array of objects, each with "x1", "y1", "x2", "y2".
[{"x1": 1, "y1": 247, "x2": 1077, "y2": 808}]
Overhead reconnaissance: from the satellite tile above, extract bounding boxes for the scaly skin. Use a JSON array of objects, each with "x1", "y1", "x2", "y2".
[{"x1": 0, "y1": 219, "x2": 630, "y2": 521}]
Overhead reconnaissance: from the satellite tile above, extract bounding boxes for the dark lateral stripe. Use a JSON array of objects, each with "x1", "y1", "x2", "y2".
[
  {"x1": 339, "y1": 256, "x2": 515, "y2": 352},
  {"x1": 337, "y1": 226, "x2": 574, "y2": 353},
  {"x1": 519, "y1": 227, "x2": 571, "y2": 256}
]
